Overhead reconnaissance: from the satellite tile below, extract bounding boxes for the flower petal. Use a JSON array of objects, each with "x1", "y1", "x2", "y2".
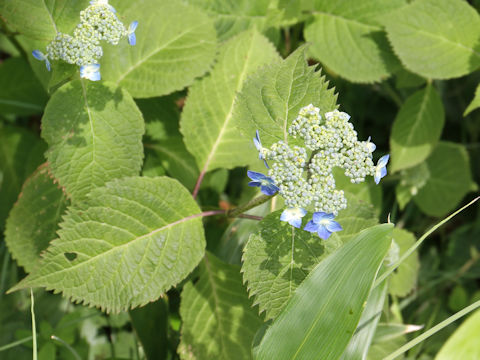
[
  {"x1": 128, "y1": 33, "x2": 136, "y2": 46},
  {"x1": 378, "y1": 154, "x2": 390, "y2": 167},
  {"x1": 304, "y1": 220, "x2": 318, "y2": 233},
  {"x1": 325, "y1": 220, "x2": 342, "y2": 233},
  {"x1": 32, "y1": 50, "x2": 45, "y2": 61},
  {"x1": 312, "y1": 212, "x2": 334, "y2": 223},
  {"x1": 248, "y1": 181, "x2": 261, "y2": 188},
  {"x1": 260, "y1": 183, "x2": 279, "y2": 196},
  {"x1": 247, "y1": 170, "x2": 266, "y2": 181},
  {"x1": 317, "y1": 225, "x2": 332, "y2": 240}
]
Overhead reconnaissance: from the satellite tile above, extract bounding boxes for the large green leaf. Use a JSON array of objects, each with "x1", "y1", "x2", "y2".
[
  {"x1": 0, "y1": 57, "x2": 48, "y2": 115},
  {"x1": 181, "y1": 30, "x2": 280, "y2": 174},
  {"x1": 9, "y1": 177, "x2": 206, "y2": 313},
  {"x1": 413, "y1": 142, "x2": 474, "y2": 217},
  {"x1": 253, "y1": 224, "x2": 392, "y2": 360},
  {"x1": 436, "y1": 309, "x2": 480, "y2": 360},
  {"x1": 384, "y1": 0, "x2": 480, "y2": 79},
  {"x1": 233, "y1": 46, "x2": 337, "y2": 148},
  {"x1": 179, "y1": 252, "x2": 263, "y2": 360},
  {"x1": 390, "y1": 85, "x2": 445, "y2": 173},
  {"x1": 41, "y1": 80, "x2": 144, "y2": 202},
  {"x1": 464, "y1": 83, "x2": 480, "y2": 116},
  {"x1": 304, "y1": 0, "x2": 404, "y2": 83},
  {"x1": 389, "y1": 228, "x2": 419, "y2": 297},
  {"x1": 0, "y1": 125, "x2": 47, "y2": 230},
  {"x1": 5, "y1": 165, "x2": 68, "y2": 273},
  {"x1": 242, "y1": 195, "x2": 378, "y2": 320},
  {"x1": 101, "y1": 0, "x2": 217, "y2": 98},
  {"x1": 184, "y1": 0, "x2": 282, "y2": 41}
]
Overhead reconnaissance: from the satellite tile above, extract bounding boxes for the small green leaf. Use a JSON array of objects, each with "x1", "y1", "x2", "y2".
[
  {"x1": 179, "y1": 253, "x2": 263, "y2": 360},
  {"x1": 384, "y1": 0, "x2": 480, "y2": 79},
  {"x1": 0, "y1": 57, "x2": 48, "y2": 115},
  {"x1": 41, "y1": 80, "x2": 145, "y2": 202},
  {"x1": 390, "y1": 85, "x2": 445, "y2": 173},
  {"x1": 388, "y1": 228, "x2": 419, "y2": 297},
  {"x1": 5, "y1": 165, "x2": 68, "y2": 273},
  {"x1": 0, "y1": 125, "x2": 47, "y2": 230},
  {"x1": 413, "y1": 142, "x2": 474, "y2": 217},
  {"x1": 233, "y1": 46, "x2": 337, "y2": 148},
  {"x1": 184, "y1": 0, "x2": 282, "y2": 41},
  {"x1": 464, "y1": 83, "x2": 480, "y2": 116},
  {"x1": 436, "y1": 309, "x2": 480, "y2": 360},
  {"x1": 181, "y1": 30, "x2": 280, "y2": 174},
  {"x1": 9, "y1": 177, "x2": 206, "y2": 313},
  {"x1": 253, "y1": 224, "x2": 393, "y2": 360},
  {"x1": 101, "y1": 0, "x2": 217, "y2": 98},
  {"x1": 304, "y1": 0, "x2": 404, "y2": 83},
  {"x1": 242, "y1": 195, "x2": 378, "y2": 320}
]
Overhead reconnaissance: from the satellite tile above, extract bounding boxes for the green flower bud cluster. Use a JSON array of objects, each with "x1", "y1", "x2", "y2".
[
  {"x1": 45, "y1": 2, "x2": 128, "y2": 67},
  {"x1": 262, "y1": 105, "x2": 376, "y2": 215}
]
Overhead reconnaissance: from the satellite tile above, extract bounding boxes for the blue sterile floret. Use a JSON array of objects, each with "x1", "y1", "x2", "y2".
[
  {"x1": 32, "y1": 1, "x2": 137, "y2": 81},
  {"x1": 247, "y1": 171, "x2": 279, "y2": 196},
  {"x1": 304, "y1": 212, "x2": 343, "y2": 240},
  {"x1": 251, "y1": 104, "x2": 389, "y2": 238}
]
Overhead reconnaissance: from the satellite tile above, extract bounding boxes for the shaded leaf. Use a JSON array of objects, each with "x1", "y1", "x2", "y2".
[
  {"x1": 181, "y1": 30, "x2": 280, "y2": 173},
  {"x1": 9, "y1": 177, "x2": 206, "y2": 313},
  {"x1": 253, "y1": 224, "x2": 393, "y2": 360},
  {"x1": 304, "y1": 0, "x2": 404, "y2": 82},
  {"x1": 464, "y1": 83, "x2": 480, "y2": 116},
  {"x1": 101, "y1": 0, "x2": 217, "y2": 98},
  {"x1": 179, "y1": 252, "x2": 263, "y2": 360},
  {"x1": 389, "y1": 228, "x2": 419, "y2": 297},
  {"x1": 41, "y1": 80, "x2": 144, "y2": 202},
  {"x1": 384, "y1": 0, "x2": 480, "y2": 79},
  {"x1": 5, "y1": 164, "x2": 68, "y2": 273},
  {"x1": 390, "y1": 85, "x2": 445, "y2": 173}
]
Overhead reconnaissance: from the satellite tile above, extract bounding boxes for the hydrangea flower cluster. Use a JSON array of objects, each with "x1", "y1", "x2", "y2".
[
  {"x1": 32, "y1": 0, "x2": 137, "y2": 81},
  {"x1": 249, "y1": 104, "x2": 390, "y2": 239}
]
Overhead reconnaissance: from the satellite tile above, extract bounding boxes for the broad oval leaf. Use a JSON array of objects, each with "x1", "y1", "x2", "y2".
[
  {"x1": 413, "y1": 142, "x2": 474, "y2": 217},
  {"x1": 5, "y1": 164, "x2": 68, "y2": 273},
  {"x1": 253, "y1": 224, "x2": 392, "y2": 360},
  {"x1": 179, "y1": 252, "x2": 263, "y2": 360},
  {"x1": 304, "y1": 0, "x2": 404, "y2": 83},
  {"x1": 436, "y1": 309, "x2": 480, "y2": 360},
  {"x1": 390, "y1": 85, "x2": 445, "y2": 173},
  {"x1": 242, "y1": 196, "x2": 378, "y2": 321},
  {"x1": 9, "y1": 177, "x2": 206, "y2": 313},
  {"x1": 233, "y1": 46, "x2": 338, "y2": 148},
  {"x1": 389, "y1": 228, "x2": 419, "y2": 297},
  {"x1": 181, "y1": 30, "x2": 280, "y2": 174},
  {"x1": 101, "y1": 0, "x2": 217, "y2": 98},
  {"x1": 384, "y1": 0, "x2": 480, "y2": 79},
  {"x1": 41, "y1": 79, "x2": 145, "y2": 202}
]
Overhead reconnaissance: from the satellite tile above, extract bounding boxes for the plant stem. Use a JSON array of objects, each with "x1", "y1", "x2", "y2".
[
  {"x1": 51, "y1": 335, "x2": 81, "y2": 360},
  {"x1": 0, "y1": 336, "x2": 33, "y2": 352},
  {"x1": 227, "y1": 194, "x2": 274, "y2": 218},
  {"x1": 30, "y1": 289, "x2": 37, "y2": 360},
  {"x1": 192, "y1": 171, "x2": 206, "y2": 199}
]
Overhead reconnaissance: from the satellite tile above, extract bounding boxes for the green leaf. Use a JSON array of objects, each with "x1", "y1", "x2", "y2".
[
  {"x1": 137, "y1": 96, "x2": 181, "y2": 141},
  {"x1": 0, "y1": 125, "x2": 47, "y2": 230},
  {"x1": 334, "y1": 168, "x2": 382, "y2": 212},
  {"x1": 242, "y1": 195, "x2": 378, "y2": 320},
  {"x1": 390, "y1": 85, "x2": 445, "y2": 173},
  {"x1": 384, "y1": 0, "x2": 480, "y2": 79},
  {"x1": 341, "y1": 282, "x2": 387, "y2": 360},
  {"x1": 184, "y1": 0, "x2": 282, "y2": 41},
  {"x1": 41, "y1": 80, "x2": 145, "y2": 202},
  {"x1": 304, "y1": 0, "x2": 404, "y2": 83},
  {"x1": 101, "y1": 0, "x2": 217, "y2": 98},
  {"x1": 130, "y1": 299, "x2": 169, "y2": 360},
  {"x1": 388, "y1": 228, "x2": 419, "y2": 297},
  {"x1": 181, "y1": 30, "x2": 280, "y2": 174},
  {"x1": 413, "y1": 142, "x2": 474, "y2": 217},
  {"x1": 0, "y1": 57, "x2": 48, "y2": 115},
  {"x1": 436, "y1": 309, "x2": 480, "y2": 360},
  {"x1": 253, "y1": 224, "x2": 393, "y2": 360},
  {"x1": 9, "y1": 177, "x2": 206, "y2": 313},
  {"x1": 179, "y1": 252, "x2": 263, "y2": 360},
  {"x1": 233, "y1": 46, "x2": 337, "y2": 148},
  {"x1": 5, "y1": 165, "x2": 68, "y2": 273},
  {"x1": 464, "y1": 83, "x2": 480, "y2": 116}
]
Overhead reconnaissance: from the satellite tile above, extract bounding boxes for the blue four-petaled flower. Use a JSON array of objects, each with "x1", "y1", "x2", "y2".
[
  {"x1": 280, "y1": 207, "x2": 307, "y2": 228},
  {"x1": 32, "y1": 50, "x2": 51, "y2": 71},
  {"x1": 374, "y1": 154, "x2": 390, "y2": 184},
  {"x1": 253, "y1": 130, "x2": 269, "y2": 168},
  {"x1": 128, "y1": 21, "x2": 138, "y2": 46},
  {"x1": 304, "y1": 212, "x2": 342, "y2": 240},
  {"x1": 80, "y1": 64, "x2": 101, "y2": 81},
  {"x1": 247, "y1": 170, "x2": 279, "y2": 196}
]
